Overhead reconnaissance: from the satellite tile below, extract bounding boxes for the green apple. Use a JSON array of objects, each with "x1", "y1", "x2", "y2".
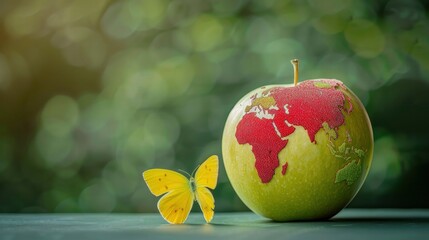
[{"x1": 222, "y1": 59, "x2": 373, "y2": 221}]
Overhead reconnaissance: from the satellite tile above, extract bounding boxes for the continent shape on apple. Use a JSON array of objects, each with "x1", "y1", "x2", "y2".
[{"x1": 235, "y1": 80, "x2": 352, "y2": 183}]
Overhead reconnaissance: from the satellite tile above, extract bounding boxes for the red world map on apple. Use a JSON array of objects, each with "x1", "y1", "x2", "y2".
[{"x1": 235, "y1": 80, "x2": 352, "y2": 183}]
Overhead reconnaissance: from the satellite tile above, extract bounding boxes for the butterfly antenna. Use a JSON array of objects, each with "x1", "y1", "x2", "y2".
[
  {"x1": 190, "y1": 164, "x2": 200, "y2": 177},
  {"x1": 178, "y1": 169, "x2": 191, "y2": 178}
]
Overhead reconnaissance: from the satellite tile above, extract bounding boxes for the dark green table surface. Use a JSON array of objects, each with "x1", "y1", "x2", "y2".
[{"x1": 1, "y1": 209, "x2": 429, "y2": 240}]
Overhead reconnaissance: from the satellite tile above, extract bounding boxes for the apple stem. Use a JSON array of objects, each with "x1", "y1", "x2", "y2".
[{"x1": 291, "y1": 59, "x2": 299, "y2": 86}]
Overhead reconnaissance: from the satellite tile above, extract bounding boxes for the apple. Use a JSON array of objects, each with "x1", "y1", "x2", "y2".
[{"x1": 222, "y1": 59, "x2": 373, "y2": 221}]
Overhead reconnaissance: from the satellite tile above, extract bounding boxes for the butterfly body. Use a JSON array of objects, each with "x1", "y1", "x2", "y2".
[
  {"x1": 189, "y1": 177, "x2": 196, "y2": 192},
  {"x1": 143, "y1": 155, "x2": 218, "y2": 224}
]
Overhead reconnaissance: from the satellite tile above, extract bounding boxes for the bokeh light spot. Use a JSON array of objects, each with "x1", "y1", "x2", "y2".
[
  {"x1": 80, "y1": 96, "x2": 111, "y2": 132},
  {"x1": 212, "y1": 0, "x2": 246, "y2": 16},
  {"x1": 52, "y1": 27, "x2": 106, "y2": 69},
  {"x1": 190, "y1": 14, "x2": 224, "y2": 52},
  {"x1": 101, "y1": 0, "x2": 140, "y2": 39},
  {"x1": 156, "y1": 56, "x2": 194, "y2": 96},
  {"x1": 143, "y1": 112, "x2": 180, "y2": 152},
  {"x1": 308, "y1": 0, "x2": 353, "y2": 14},
  {"x1": 113, "y1": 70, "x2": 168, "y2": 113},
  {"x1": 345, "y1": 19, "x2": 385, "y2": 58},
  {"x1": 4, "y1": 1, "x2": 43, "y2": 37},
  {"x1": 274, "y1": 1, "x2": 309, "y2": 27},
  {"x1": 41, "y1": 95, "x2": 80, "y2": 137},
  {"x1": 313, "y1": 10, "x2": 351, "y2": 34},
  {"x1": 35, "y1": 130, "x2": 74, "y2": 167},
  {"x1": 260, "y1": 38, "x2": 304, "y2": 76},
  {"x1": 128, "y1": 0, "x2": 167, "y2": 31},
  {"x1": 101, "y1": 0, "x2": 167, "y2": 39}
]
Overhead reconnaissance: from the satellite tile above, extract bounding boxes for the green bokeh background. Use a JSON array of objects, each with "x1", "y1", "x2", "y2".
[{"x1": 0, "y1": 0, "x2": 428, "y2": 213}]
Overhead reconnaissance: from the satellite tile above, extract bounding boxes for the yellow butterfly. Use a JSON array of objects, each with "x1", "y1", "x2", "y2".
[{"x1": 142, "y1": 155, "x2": 218, "y2": 224}]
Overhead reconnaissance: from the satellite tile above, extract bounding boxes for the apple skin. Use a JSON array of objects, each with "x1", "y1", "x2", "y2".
[{"x1": 222, "y1": 79, "x2": 373, "y2": 221}]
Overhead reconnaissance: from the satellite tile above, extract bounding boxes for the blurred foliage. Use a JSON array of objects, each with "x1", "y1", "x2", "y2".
[{"x1": 0, "y1": 0, "x2": 428, "y2": 213}]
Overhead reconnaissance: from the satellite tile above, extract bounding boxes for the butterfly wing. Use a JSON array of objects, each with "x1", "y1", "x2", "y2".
[
  {"x1": 143, "y1": 169, "x2": 194, "y2": 224},
  {"x1": 195, "y1": 186, "x2": 215, "y2": 223},
  {"x1": 194, "y1": 155, "x2": 219, "y2": 189},
  {"x1": 157, "y1": 186, "x2": 194, "y2": 224},
  {"x1": 143, "y1": 169, "x2": 189, "y2": 196},
  {"x1": 194, "y1": 155, "x2": 219, "y2": 223}
]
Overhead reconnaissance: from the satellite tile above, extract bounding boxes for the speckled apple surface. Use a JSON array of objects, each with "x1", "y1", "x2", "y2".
[{"x1": 222, "y1": 79, "x2": 373, "y2": 221}]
